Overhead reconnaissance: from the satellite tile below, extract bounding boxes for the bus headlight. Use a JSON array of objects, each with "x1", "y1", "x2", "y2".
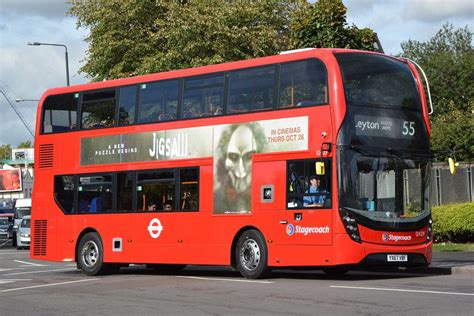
[
  {"x1": 343, "y1": 213, "x2": 361, "y2": 243},
  {"x1": 426, "y1": 218, "x2": 432, "y2": 242}
]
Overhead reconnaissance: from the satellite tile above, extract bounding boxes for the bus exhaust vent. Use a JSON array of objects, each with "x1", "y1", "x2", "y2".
[
  {"x1": 33, "y1": 220, "x2": 47, "y2": 256},
  {"x1": 39, "y1": 144, "x2": 54, "y2": 168}
]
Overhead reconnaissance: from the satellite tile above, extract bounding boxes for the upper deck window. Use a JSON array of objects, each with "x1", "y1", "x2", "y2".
[
  {"x1": 118, "y1": 85, "x2": 137, "y2": 126},
  {"x1": 138, "y1": 80, "x2": 179, "y2": 123},
  {"x1": 278, "y1": 60, "x2": 328, "y2": 108},
  {"x1": 81, "y1": 90, "x2": 116, "y2": 129},
  {"x1": 228, "y1": 65, "x2": 276, "y2": 113},
  {"x1": 42, "y1": 93, "x2": 79, "y2": 133},
  {"x1": 336, "y1": 53, "x2": 421, "y2": 110},
  {"x1": 182, "y1": 75, "x2": 224, "y2": 118}
]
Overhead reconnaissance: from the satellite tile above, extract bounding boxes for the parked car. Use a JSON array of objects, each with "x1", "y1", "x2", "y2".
[
  {"x1": 16, "y1": 215, "x2": 30, "y2": 250},
  {"x1": 12, "y1": 198, "x2": 31, "y2": 247},
  {"x1": 0, "y1": 215, "x2": 13, "y2": 240}
]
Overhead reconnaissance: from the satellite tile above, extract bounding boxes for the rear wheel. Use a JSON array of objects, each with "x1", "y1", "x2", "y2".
[
  {"x1": 77, "y1": 232, "x2": 111, "y2": 275},
  {"x1": 235, "y1": 229, "x2": 270, "y2": 279}
]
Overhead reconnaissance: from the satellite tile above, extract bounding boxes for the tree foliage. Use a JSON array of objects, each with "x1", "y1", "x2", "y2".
[
  {"x1": 17, "y1": 140, "x2": 33, "y2": 149},
  {"x1": 400, "y1": 23, "x2": 474, "y2": 161},
  {"x1": 69, "y1": 0, "x2": 305, "y2": 81},
  {"x1": 0, "y1": 144, "x2": 12, "y2": 161},
  {"x1": 289, "y1": 0, "x2": 377, "y2": 50}
]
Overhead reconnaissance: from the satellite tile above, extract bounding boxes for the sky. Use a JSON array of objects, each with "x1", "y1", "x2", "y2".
[{"x1": 0, "y1": 0, "x2": 472, "y2": 147}]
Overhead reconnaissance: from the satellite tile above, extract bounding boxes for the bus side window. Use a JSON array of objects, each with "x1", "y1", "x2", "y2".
[
  {"x1": 81, "y1": 90, "x2": 116, "y2": 129},
  {"x1": 287, "y1": 159, "x2": 331, "y2": 209},
  {"x1": 118, "y1": 85, "x2": 137, "y2": 126},
  {"x1": 228, "y1": 65, "x2": 276, "y2": 113},
  {"x1": 182, "y1": 75, "x2": 224, "y2": 119},
  {"x1": 54, "y1": 175, "x2": 76, "y2": 213},
  {"x1": 138, "y1": 80, "x2": 179, "y2": 124},
  {"x1": 42, "y1": 94, "x2": 79, "y2": 134},
  {"x1": 180, "y1": 168, "x2": 199, "y2": 211},
  {"x1": 78, "y1": 175, "x2": 113, "y2": 213},
  {"x1": 279, "y1": 59, "x2": 328, "y2": 108}
]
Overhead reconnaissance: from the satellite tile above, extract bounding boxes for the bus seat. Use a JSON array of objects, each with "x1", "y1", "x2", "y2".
[
  {"x1": 90, "y1": 197, "x2": 102, "y2": 213},
  {"x1": 79, "y1": 200, "x2": 89, "y2": 213}
]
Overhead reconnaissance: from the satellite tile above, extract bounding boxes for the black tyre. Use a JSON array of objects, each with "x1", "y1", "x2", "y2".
[
  {"x1": 77, "y1": 232, "x2": 110, "y2": 276},
  {"x1": 235, "y1": 229, "x2": 270, "y2": 279}
]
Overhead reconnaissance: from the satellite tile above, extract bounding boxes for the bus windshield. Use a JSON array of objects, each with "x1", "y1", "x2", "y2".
[
  {"x1": 339, "y1": 150, "x2": 430, "y2": 219},
  {"x1": 336, "y1": 53, "x2": 421, "y2": 110}
]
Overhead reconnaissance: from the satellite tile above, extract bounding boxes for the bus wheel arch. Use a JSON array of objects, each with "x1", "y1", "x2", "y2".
[
  {"x1": 232, "y1": 227, "x2": 271, "y2": 279},
  {"x1": 75, "y1": 228, "x2": 112, "y2": 275}
]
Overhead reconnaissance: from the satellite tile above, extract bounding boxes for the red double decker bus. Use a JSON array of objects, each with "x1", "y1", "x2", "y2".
[{"x1": 32, "y1": 49, "x2": 433, "y2": 278}]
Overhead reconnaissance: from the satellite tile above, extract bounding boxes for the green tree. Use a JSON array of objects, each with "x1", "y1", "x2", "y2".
[
  {"x1": 400, "y1": 23, "x2": 474, "y2": 161},
  {"x1": 17, "y1": 140, "x2": 33, "y2": 148},
  {"x1": 69, "y1": 0, "x2": 305, "y2": 81},
  {"x1": 289, "y1": 0, "x2": 377, "y2": 50},
  {"x1": 0, "y1": 144, "x2": 12, "y2": 161}
]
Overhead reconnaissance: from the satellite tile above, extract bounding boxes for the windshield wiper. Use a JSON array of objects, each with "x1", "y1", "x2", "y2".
[
  {"x1": 350, "y1": 145, "x2": 372, "y2": 156},
  {"x1": 386, "y1": 147, "x2": 403, "y2": 158}
]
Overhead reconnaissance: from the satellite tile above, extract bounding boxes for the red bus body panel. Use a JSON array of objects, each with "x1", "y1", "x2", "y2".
[{"x1": 31, "y1": 49, "x2": 432, "y2": 268}]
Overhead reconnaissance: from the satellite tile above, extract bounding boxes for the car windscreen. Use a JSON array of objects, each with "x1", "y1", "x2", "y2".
[{"x1": 21, "y1": 218, "x2": 30, "y2": 228}]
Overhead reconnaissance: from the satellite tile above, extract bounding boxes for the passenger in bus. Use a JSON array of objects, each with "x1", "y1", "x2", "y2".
[
  {"x1": 147, "y1": 202, "x2": 157, "y2": 211},
  {"x1": 163, "y1": 202, "x2": 173, "y2": 211},
  {"x1": 303, "y1": 175, "x2": 326, "y2": 207}
]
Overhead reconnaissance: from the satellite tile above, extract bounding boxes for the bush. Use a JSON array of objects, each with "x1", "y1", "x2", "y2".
[{"x1": 432, "y1": 202, "x2": 474, "y2": 243}]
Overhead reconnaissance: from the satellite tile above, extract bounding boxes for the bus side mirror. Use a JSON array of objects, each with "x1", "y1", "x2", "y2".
[
  {"x1": 448, "y1": 157, "x2": 459, "y2": 175},
  {"x1": 316, "y1": 162, "x2": 325, "y2": 175}
]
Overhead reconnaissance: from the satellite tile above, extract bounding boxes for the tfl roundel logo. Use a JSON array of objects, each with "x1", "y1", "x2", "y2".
[
  {"x1": 286, "y1": 224, "x2": 295, "y2": 236},
  {"x1": 382, "y1": 233, "x2": 389, "y2": 242}
]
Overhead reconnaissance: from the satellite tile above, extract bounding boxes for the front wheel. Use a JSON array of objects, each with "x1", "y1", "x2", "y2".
[
  {"x1": 235, "y1": 229, "x2": 270, "y2": 279},
  {"x1": 77, "y1": 232, "x2": 110, "y2": 276}
]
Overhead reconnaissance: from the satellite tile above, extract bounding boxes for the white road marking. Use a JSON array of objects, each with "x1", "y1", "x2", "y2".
[
  {"x1": 177, "y1": 276, "x2": 274, "y2": 284},
  {"x1": 0, "y1": 268, "x2": 25, "y2": 272},
  {"x1": 0, "y1": 278, "x2": 99, "y2": 293},
  {"x1": 14, "y1": 260, "x2": 49, "y2": 267},
  {"x1": 0, "y1": 252, "x2": 29, "y2": 255},
  {"x1": 0, "y1": 279, "x2": 32, "y2": 284},
  {"x1": 4, "y1": 268, "x2": 76, "y2": 276},
  {"x1": 331, "y1": 285, "x2": 474, "y2": 296}
]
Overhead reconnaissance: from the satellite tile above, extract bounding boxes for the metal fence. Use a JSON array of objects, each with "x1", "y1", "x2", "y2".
[{"x1": 430, "y1": 163, "x2": 473, "y2": 206}]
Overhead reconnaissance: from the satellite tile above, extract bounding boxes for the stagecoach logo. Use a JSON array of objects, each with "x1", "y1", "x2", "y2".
[
  {"x1": 286, "y1": 224, "x2": 330, "y2": 236},
  {"x1": 286, "y1": 224, "x2": 295, "y2": 236},
  {"x1": 382, "y1": 232, "x2": 412, "y2": 242},
  {"x1": 148, "y1": 218, "x2": 163, "y2": 239}
]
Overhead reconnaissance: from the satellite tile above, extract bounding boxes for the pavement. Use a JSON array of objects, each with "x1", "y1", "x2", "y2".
[{"x1": 426, "y1": 251, "x2": 474, "y2": 275}]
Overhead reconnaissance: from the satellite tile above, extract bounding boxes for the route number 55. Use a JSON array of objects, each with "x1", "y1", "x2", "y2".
[{"x1": 402, "y1": 121, "x2": 415, "y2": 136}]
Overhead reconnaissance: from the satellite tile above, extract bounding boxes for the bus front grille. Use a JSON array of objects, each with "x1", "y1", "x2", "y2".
[{"x1": 33, "y1": 220, "x2": 47, "y2": 256}]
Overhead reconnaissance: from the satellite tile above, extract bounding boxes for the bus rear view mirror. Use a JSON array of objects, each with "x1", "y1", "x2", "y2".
[{"x1": 316, "y1": 162, "x2": 325, "y2": 175}]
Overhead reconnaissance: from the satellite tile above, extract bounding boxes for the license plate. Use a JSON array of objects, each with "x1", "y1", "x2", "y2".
[{"x1": 387, "y1": 254, "x2": 408, "y2": 262}]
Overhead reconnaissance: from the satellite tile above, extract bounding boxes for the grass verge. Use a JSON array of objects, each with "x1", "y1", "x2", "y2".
[{"x1": 433, "y1": 243, "x2": 474, "y2": 252}]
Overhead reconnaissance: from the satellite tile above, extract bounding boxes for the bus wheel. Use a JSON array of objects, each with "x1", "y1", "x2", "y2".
[
  {"x1": 77, "y1": 232, "x2": 109, "y2": 276},
  {"x1": 235, "y1": 229, "x2": 270, "y2": 279}
]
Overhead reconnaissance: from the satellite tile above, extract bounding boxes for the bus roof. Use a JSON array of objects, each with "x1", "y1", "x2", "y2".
[{"x1": 37, "y1": 48, "x2": 388, "y2": 105}]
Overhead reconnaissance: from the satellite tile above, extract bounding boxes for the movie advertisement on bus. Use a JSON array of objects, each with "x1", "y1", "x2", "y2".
[
  {"x1": 80, "y1": 116, "x2": 309, "y2": 214},
  {"x1": 0, "y1": 168, "x2": 22, "y2": 192}
]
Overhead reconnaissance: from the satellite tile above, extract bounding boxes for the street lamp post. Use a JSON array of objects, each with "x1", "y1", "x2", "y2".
[
  {"x1": 15, "y1": 98, "x2": 40, "y2": 103},
  {"x1": 28, "y1": 42, "x2": 70, "y2": 86}
]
